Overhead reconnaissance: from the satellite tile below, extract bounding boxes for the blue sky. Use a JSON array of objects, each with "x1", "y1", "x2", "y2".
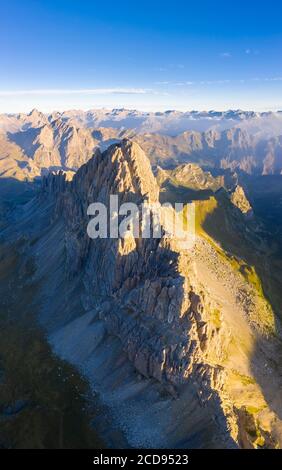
[{"x1": 1, "y1": 0, "x2": 282, "y2": 112}]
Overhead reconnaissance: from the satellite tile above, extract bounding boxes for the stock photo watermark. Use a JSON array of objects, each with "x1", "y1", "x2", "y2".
[{"x1": 87, "y1": 195, "x2": 196, "y2": 250}]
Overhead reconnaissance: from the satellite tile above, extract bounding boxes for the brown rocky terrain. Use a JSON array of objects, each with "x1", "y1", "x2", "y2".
[
  {"x1": 135, "y1": 128, "x2": 282, "y2": 174},
  {"x1": 0, "y1": 109, "x2": 282, "y2": 182},
  {"x1": 1, "y1": 139, "x2": 282, "y2": 448}
]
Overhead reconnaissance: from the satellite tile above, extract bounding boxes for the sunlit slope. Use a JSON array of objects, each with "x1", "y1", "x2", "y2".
[{"x1": 158, "y1": 170, "x2": 282, "y2": 448}]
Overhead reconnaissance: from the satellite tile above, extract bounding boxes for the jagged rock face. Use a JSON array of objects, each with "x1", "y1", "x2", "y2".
[
  {"x1": 6, "y1": 137, "x2": 282, "y2": 448},
  {"x1": 53, "y1": 139, "x2": 160, "y2": 274},
  {"x1": 52, "y1": 119, "x2": 97, "y2": 169},
  {"x1": 49, "y1": 141, "x2": 227, "y2": 400},
  {"x1": 40, "y1": 170, "x2": 74, "y2": 197},
  {"x1": 230, "y1": 185, "x2": 253, "y2": 215},
  {"x1": 0, "y1": 116, "x2": 134, "y2": 181},
  {"x1": 39, "y1": 139, "x2": 282, "y2": 448},
  {"x1": 135, "y1": 127, "x2": 282, "y2": 175},
  {"x1": 0, "y1": 132, "x2": 29, "y2": 180},
  {"x1": 6, "y1": 118, "x2": 98, "y2": 173}
]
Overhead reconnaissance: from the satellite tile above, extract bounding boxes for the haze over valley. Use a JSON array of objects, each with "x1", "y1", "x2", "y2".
[{"x1": 1, "y1": 108, "x2": 282, "y2": 183}]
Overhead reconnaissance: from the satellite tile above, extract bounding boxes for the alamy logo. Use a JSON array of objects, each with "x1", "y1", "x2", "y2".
[{"x1": 87, "y1": 195, "x2": 195, "y2": 250}]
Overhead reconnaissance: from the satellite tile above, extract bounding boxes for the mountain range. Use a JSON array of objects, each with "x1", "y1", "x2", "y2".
[
  {"x1": 0, "y1": 109, "x2": 282, "y2": 184},
  {"x1": 0, "y1": 110, "x2": 282, "y2": 448}
]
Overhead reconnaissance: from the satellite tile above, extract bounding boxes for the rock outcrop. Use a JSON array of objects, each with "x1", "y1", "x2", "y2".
[
  {"x1": 161, "y1": 163, "x2": 224, "y2": 191},
  {"x1": 230, "y1": 185, "x2": 253, "y2": 215}
]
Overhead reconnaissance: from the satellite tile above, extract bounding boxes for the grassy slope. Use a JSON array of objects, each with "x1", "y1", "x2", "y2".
[{"x1": 161, "y1": 176, "x2": 277, "y2": 331}]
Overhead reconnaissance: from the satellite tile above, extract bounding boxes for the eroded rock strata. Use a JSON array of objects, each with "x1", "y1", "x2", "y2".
[{"x1": 2, "y1": 139, "x2": 282, "y2": 448}]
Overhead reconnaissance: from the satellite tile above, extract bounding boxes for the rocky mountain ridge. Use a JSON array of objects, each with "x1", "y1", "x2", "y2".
[
  {"x1": 135, "y1": 127, "x2": 282, "y2": 174},
  {"x1": 2, "y1": 139, "x2": 282, "y2": 448}
]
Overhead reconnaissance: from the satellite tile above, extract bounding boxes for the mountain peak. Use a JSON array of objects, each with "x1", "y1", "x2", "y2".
[
  {"x1": 104, "y1": 139, "x2": 159, "y2": 203},
  {"x1": 28, "y1": 108, "x2": 45, "y2": 118}
]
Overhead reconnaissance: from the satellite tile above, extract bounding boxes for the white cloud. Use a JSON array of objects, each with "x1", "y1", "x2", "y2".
[
  {"x1": 250, "y1": 77, "x2": 282, "y2": 82},
  {"x1": 0, "y1": 88, "x2": 150, "y2": 97},
  {"x1": 197, "y1": 76, "x2": 282, "y2": 85},
  {"x1": 154, "y1": 80, "x2": 194, "y2": 87},
  {"x1": 264, "y1": 77, "x2": 282, "y2": 81},
  {"x1": 220, "y1": 52, "x2": 232, "y2": 58},
  {"x1": 199, "y1": 79, "x2": 231, "y2": 85},
  {"x1": 245, "y1": 48, "x2": 259, "y2": 55}
]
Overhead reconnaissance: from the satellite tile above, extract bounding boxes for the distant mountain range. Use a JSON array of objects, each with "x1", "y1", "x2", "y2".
[
  {"x1": 0, "y1": 108, "x2": 282, "y2": 180},
  {"x1": 1, "y1": 108, "x2": 282, "y2": 135}
]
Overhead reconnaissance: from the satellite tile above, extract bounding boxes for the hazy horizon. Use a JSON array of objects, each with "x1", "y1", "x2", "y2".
[{"x1": 1, "y1": 104, "x2": 282, "y2": 115}]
